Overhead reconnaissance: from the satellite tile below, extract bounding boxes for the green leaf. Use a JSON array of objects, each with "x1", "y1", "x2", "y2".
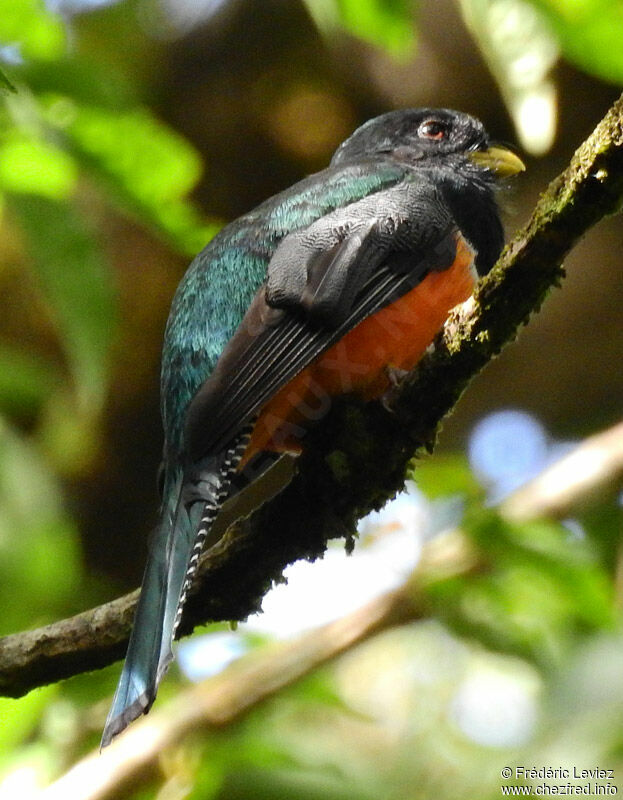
[
  {"x1": 9, "y1": 194, "x2": 117, "y2": 417},
  {"x1": 66, "y1": 106, "x2": 218, "y2": 255},
  {"x1": 0, "y1": 66, "x2": 17, "y2": 94},
  {"x1": 0, "y1": 0, "x2": 66, "y2": 61},
  {"x1": 0, "y1": 687, "x2": 57, "y2": 768},
  {"x1": 70, "y1": 107, "x2": 200, "y2": 203},
  {"x1": 0, "y1": 416, "x2": 82, "y2": 633},
  {"x1": 336, "y1": 0, "x2": 416, "y2": 56},
  {"x1": 528, "y1": 0, "x2": 623, "y2": 84},
  {"x1": 0, "y1": 345, "x2": 59, "y2": 417},
  {"x1": 23, "y1": 58, "x2": 137, "y2": 110},
  {"x1": 426, "y1": 511, "x2": 614, "y2": 666},
  {"x1": 303, "y1": 0, "x2": 416, "y2": 58},
  {"x1": 410, "y1": 454, "x2": 482, "y2": 500},
  {"x1": 0, "y1": 135, "x2": 78, "y2": 199}
]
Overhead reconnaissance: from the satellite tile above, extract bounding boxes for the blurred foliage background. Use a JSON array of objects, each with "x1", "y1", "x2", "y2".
[{"x1": 0, "y1": 0, "x2": 623, "y2": 797}]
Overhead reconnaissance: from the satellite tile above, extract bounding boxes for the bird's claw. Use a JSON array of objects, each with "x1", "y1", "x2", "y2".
[{"x1": 381, "y1": 365, "x2": 409, "y2": 412}]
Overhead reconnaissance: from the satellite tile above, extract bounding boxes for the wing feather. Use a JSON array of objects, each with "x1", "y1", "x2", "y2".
[{"x1": 185, "y1": 180, "x2": 462, "y2": 462}]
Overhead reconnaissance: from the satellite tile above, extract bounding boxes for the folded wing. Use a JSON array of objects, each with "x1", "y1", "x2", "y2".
[{"x1": 185, "y1": 179, "x2": 461, "y2": 462}]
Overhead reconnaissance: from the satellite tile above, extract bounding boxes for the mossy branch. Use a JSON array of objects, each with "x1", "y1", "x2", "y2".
[
  {"x1": 1, "y1": 93, "x2": 623, "y2": 699},
  {"x1": 40, "y1": 422, "x2": 623, "y2": 799}
]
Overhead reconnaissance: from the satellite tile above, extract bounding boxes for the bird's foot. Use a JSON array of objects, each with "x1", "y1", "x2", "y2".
[{"x1": 381, "y1": 365, "x2": 409, "y2": 412}]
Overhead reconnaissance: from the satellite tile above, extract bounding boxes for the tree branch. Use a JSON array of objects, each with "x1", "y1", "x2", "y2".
[
  {"x1": 2, "y1": 93, "x2": 623, "y2": 698},
  {"x1": 39, "y1": 420, "x2": 623, "y2": 800},
  {"x1": 501, "y1": 421, "x2": 623, "y2": 521},
  {"x1": 39, "y1": 530, "x2": 477, "y2": 800}
]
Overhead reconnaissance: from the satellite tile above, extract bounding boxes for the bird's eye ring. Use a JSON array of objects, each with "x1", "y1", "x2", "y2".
[{"x1": 418, "y1": 119, "x2": 447, "y2": 140}]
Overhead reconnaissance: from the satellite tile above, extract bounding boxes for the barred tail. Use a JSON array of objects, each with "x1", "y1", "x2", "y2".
[
  {"x1": 171, "y1": 427, "x2": 252, "y2": 642},
  {"x1": 100, "y1": 426, "x2": 253, "y2": 748}
]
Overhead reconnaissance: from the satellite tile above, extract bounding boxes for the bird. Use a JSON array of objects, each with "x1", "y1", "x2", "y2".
[{"x1": 101, "y1": 107, "x2": 524, "y2": 746}]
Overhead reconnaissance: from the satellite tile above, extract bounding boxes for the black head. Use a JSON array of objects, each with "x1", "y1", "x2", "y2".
[
  {"x1": 331, "y1": 108, "x2": 491, "y2": 167},
  {"x1": 332, "y1": 108, "x2": 524, "y2": 275},
  {"x1": 330, "y1": 108, "x2": 524, "y2": 185}
]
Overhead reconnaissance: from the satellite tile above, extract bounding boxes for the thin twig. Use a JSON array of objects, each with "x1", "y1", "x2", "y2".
[{"x1": 501, "y1": 422, "x2": 623, "y2": 521}]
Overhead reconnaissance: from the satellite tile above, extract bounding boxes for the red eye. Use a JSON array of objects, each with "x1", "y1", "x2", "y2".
[{"x1": 418, "y1": 119, "x2": 447, "y2": 140}]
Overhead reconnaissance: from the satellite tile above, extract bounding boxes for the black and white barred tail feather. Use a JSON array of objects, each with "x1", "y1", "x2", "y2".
[
  {"x1": 172, "y1": 422, "x2": 255, "y2": 638},
  {"x1": 101, "y1": 424, "x2": 254, "y2": 748}
]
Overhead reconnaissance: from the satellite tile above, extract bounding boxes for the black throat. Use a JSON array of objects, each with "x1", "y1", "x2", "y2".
[{"x1": 436, "y1": 166, "x2": 504, "y2": 276}]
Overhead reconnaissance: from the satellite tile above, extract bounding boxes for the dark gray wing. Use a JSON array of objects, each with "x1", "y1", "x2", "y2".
[{"x1": 184, "y1": 180, "x2": 462, "y2": 462}]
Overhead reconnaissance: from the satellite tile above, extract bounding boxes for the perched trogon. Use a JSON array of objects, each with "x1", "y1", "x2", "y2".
[{"x1": 101, "y1": 108, "x2": 524, "y2": 746}]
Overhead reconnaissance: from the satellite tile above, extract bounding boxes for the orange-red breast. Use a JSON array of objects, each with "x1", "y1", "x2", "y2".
[{"x1": 102, "y1": 108, "x2": 524, "y2": 746}]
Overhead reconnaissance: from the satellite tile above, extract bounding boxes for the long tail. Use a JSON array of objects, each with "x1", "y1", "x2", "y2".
[{"x1": 100, "y1": 429, "x2": 252, "y2": 748}]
